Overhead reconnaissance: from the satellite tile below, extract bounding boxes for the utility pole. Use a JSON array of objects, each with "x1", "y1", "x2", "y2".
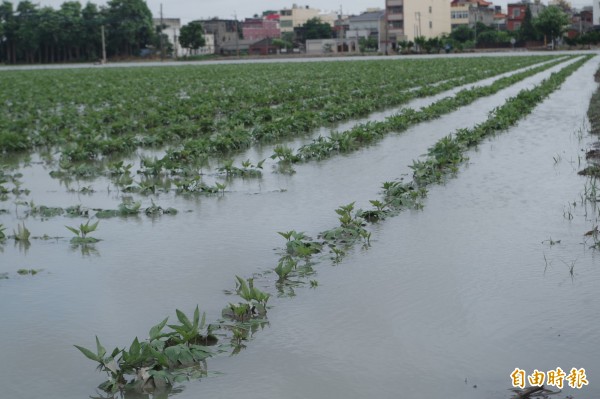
[
  {"x1": 235, "y1": 12, "x2": 240, "y2": 58},
  {"x1": 173, "y1": 27, "x2": 178, "y2": 59},
  {"x1": 414, "y1": 12, "x2": 421, "y2": 52},
  {"x1": 473, "y1": 8, "x2": 478, "y2": 49},
  {"x1": 101, "y1": 25, "x2": 107, "y2": 64},
  {"x1": 384, "y1": 4, "x2": 388, "y2": 54}
]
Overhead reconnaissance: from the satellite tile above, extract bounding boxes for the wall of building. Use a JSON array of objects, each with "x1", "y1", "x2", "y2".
[
  {"x1": 200, "y1": 20, "x2": 239, "y2": 53},
  {"x1": 595, "y1": 1, "x2": 600, "y2": 25},
  {"x1": 153, "y1": 18, "x2": 183, "y2": 57},
  {"x1": 242, "y1": 19, "x2": 281, "y2": 40},
  {"x1": 403, "y1": 0, "x2": 451, "y2": 42},
  {"x1": 451, "y1": 4, "x2": 470, "y2": 28},
  {"x1": 280, "y1": 6, "x2": 320, "y2": 32},
  {"x1": 189, "y1": 34, "x2": 215, "y2": 55},
  {"x1": 306, "y1": 38, "x2": 359, "y2": 54}
]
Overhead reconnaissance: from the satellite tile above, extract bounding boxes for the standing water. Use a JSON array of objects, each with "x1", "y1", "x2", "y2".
[{"x1": 0, "y1": 55, "x2": 598, "y2": 398}]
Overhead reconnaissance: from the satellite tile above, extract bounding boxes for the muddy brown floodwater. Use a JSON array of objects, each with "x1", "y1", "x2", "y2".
[{"x1": 0, "y1": 54, "x2": 599, "y2": 399}]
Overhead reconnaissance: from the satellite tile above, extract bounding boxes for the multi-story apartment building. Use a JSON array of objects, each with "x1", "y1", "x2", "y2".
[
  {"x1": 242, "y1": 16, "x2": 281, "y2": 41},
  {"x1": 507, "y1": 1, "x2": 546, "y2": 31},
  {"x1": 196, "y1": 19, "x2": 240, "y2": 54},
  {"x1": 279, "y1": 4, "x2": 336, "y2": 33},
  {"x1": 153, "y1": 18, "x2": 183, "y2": 56},
  {"x1": 347, "y1": 10, "x2": 385, "y2": 40},
  {"x1": 450, "y1": 0, "x2": 496, "y2": 29},
  {"x1": 385, "y1": 0, "x2": 451, "y2": 46}
]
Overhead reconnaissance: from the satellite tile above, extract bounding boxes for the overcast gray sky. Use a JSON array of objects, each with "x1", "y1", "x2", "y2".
[{"x1": 33, "y1": 0, "x2": 595, "y2": 23}]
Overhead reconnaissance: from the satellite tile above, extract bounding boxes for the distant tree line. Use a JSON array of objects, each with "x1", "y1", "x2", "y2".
[
  {"x1": 0, "y1": 0, "x2": 160, "y2": 64},
  {"x1": 446, "y1": 5, "x2": 575, "y2": 50}
]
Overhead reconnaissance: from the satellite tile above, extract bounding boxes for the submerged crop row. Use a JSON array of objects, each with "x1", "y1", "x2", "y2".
[
  {"x1": 0, "y1": 56, "x2": 578, "y2": 257},
  {"x1": 74, "y1": 55, "x2": 593, "y2": 396},
  {"x1": 0, "y1": 56, "x2": 557, "y2": 164},
  {"x1": 278, "y1": 56, "x2": 571, "y2": 163}
]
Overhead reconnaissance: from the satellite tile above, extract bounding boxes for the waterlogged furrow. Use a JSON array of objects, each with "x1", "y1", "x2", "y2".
[
  {"x1": 0, "y1": 53, "x2": 568, "y2": 223},
  {"x1": 153, "y1": 57, "x2": 557, "y2": 171},
  {"x1": 74, "y1": 55, "x2": 593, "y2": 395},
  {"x1": 282, "y1": 56, "x2": 574, "y2": 163},
  {"x1": 0, "y1": 57, "x2": 556, "y2": 164}
]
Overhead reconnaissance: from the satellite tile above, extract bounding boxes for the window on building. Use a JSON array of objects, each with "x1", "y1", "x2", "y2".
[
  {"x1": 280, "y1": 20, "x2": 293, "y2": 27},
  {"x1": 389, "y1": 21, "x2": 403, "y2": 29},
  {"x1": 451, "y1": 11, "x2": 469, "y2": 19},
  {"x1": 389, "y1": 6, "x2": 403, "y2": 14},
  {"x1": 429, "y1": 6, "x2": 432, "y2": 13},
  {"x1": 429, "y1": 21, "x2": 432, "y2": 29},
  {"x1": 513, "y1": 9, "x2": 521, "y2": 18}
]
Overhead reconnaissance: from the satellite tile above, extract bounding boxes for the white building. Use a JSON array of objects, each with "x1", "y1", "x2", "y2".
[
  {"x1": 385, "y1": 0, "x2": 451, "y2": 47},
  {"x1": 190, "y1": 34, "x2": 216, "y2": 56},
  {"x1": 153, "y1": 18, "x2": 183, "y2": 57},
  {"x1": 595, "y1": 0, "x2": 600, "y2": 25}
]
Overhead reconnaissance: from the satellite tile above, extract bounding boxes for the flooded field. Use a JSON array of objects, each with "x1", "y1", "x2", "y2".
[{"x1": 1, "y1": 54, "x2": 599, "y2": 398}]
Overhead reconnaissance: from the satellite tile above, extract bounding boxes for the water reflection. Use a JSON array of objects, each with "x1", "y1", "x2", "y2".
[
  {"x1": 14, "y1": 238, "x2": 31, "y2": 254},
  {"x1": 71, "y1": 243, "x2": 101, "y2": 257},
  {"x1": 90, "y1": 385, "x2": 185, "y2": 399}
]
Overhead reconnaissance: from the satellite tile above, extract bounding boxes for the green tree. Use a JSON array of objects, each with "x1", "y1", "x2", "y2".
[
  {"x1": 358, "y1": 36, "x2": 377, "y2": 52},
  {"x1": 303, "y1": 17, "x2": 332, "y2": 40},
  {"x1": 0, "y1": 1, "x2": 17, "y2": 63},
  {"x1": 81, "y1": 2, "x2": 102, "y2": 61},
  {"x1": 414, "y1": 35, "x2": 426, "y2": 53},
  {"x1": 37, "y1": 6, "x2": 60, "y2": 62},
  {"x1": 519, "y1": 5, "x2": 538, "y2": 42},
  {"x1": 272, "y1": 38, "x2": 292, "y2": 51},
  {"x1": 15, "y1": 1, "x2": 39, "y2": 63},
  {"x1": 58, "y1": 2, "x2": 84, "y2": 61},
  {"x1": 450, "y1": 24, "x2": 473, "y2": 43},
  {"x1": 104, "y1": 0, "x2": 155, "y2": 57},
  {"x1": 534, "y1": 6, "x2": 569, "y2": 48},
  {"x1": 179, "y1": 21, "x2": 205, "y2": 55}
]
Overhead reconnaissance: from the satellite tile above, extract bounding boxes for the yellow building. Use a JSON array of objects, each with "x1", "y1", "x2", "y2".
[
  {"x1": 385, "y1": 0, "x2": 451, "y2": 46},
  {"x1": 279, "y1": 5, "x2": 336, "y2": 33},
  {"x1": 450, "y1": 3, "x2": 470, "y2": 29}
]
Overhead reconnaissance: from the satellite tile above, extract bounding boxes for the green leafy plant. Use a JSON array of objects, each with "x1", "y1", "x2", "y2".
[
  {"x1": 274, "y1": 257, "x2": 297, "y2": 282},
  {"x1": 74, "y1": 336, "x2": 124, "y2": 393},
  {"x1": 321, "y1": 202, "x2": 368, "y2": 243},
  {"x1": 76, "y1": 307, "x2": 216, "y2": 394},
  {"x1": 17, "y1": 268, "x2": 41, "y2": 275},
  {"x1": 13, "y1": 222, "x2": 31, "y2": 241},
  {"x1": 166, "y1": 306, "x2": 216, "y2": 346},
  {"x1": 66, "y1": 220, "x2": 100, "y2": 244},
  {"x1": 271, "y1": 145, "x2": 298, "y2": 163},
  {"x1": 235, "y1": 276, "x2": 270, "y2": 308},
  {"x1": 279, "y1": 230, "x2": 322, "y2": 257},
  {"x1": 215, "y1": 182, "x2": 227, "y2": 194}
]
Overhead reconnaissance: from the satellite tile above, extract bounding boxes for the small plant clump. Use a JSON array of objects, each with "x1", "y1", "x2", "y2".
[
  {"x1": 17, "y1": 268, "x2": 41, "y2": 275},
  {"x1": 320, "y1": 202, "x2": 370, "y2": 245},
  {"x1": 66, "y1": 220, "x2": 100, "y2": 244},
  {"x1": 75, "y1": 306, "x2": 217, "y2": 394},
  {"x1": 13, "y1": 222, "x2": 31, "y2": 242}
]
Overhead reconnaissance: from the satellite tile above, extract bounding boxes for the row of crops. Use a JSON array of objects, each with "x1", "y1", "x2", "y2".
[
  {"x1": 1, "y1": 56, "x2": 557, "y2": 160},
  {"x1": 0, "y1": 54, "x2": 594, "y2": 396}
]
